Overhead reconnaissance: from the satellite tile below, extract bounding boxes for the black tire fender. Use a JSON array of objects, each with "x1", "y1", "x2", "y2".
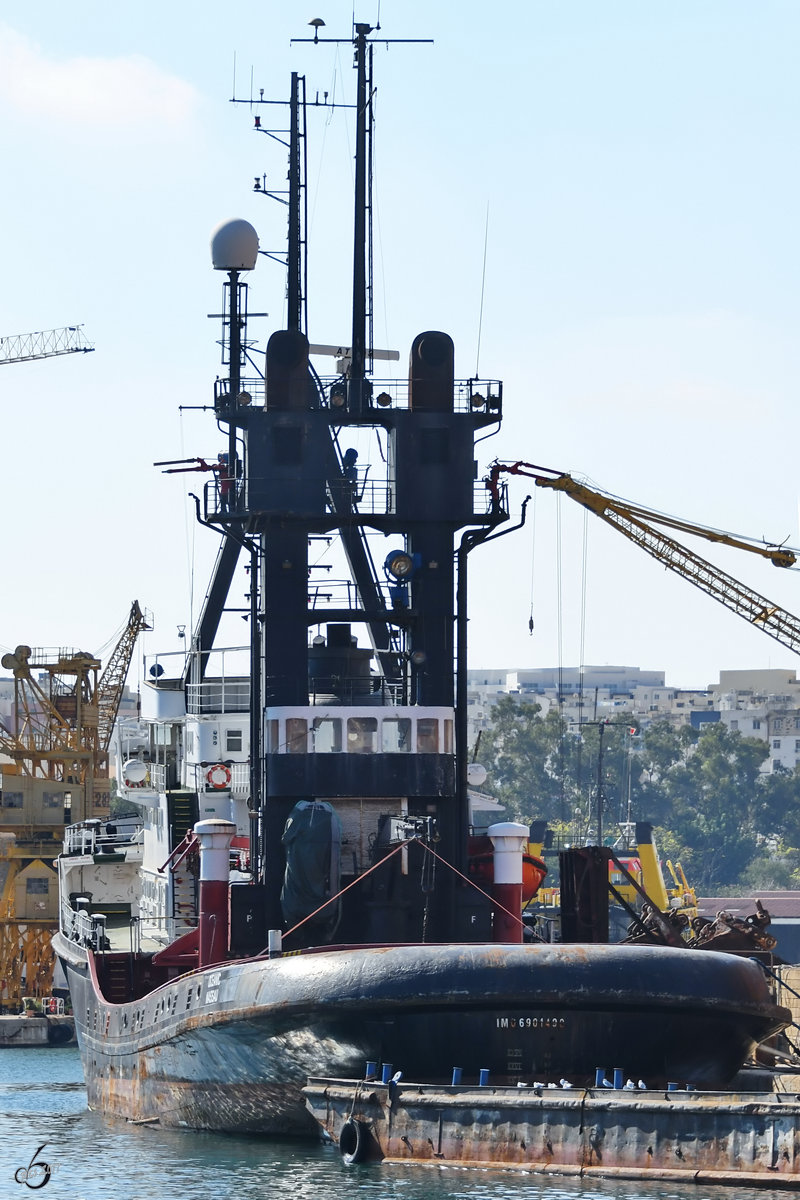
[{"x1": 339, "y1": 1118, "x2": 367, "y2": 1165}]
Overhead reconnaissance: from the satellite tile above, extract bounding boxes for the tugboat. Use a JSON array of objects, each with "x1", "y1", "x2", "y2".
[{"x1": 52, "y1": 24, "x2": 789, "y2": 1135}]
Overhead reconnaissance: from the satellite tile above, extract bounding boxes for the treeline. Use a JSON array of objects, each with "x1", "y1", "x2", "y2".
[{"x1": 480, "y1": 696, "x2": 800, "y2": 893}]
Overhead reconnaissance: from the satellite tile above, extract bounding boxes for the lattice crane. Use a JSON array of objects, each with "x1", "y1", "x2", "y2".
[
  {"x1": 0, "y1": 602, "x2": 149, "y2": 1008},
  {"x1": 489, "y1": 461, "x2": 800, "y2": 657},
  {"x1": 0, "y1": 326, "x2": 94, "y2": 365},
  {"x1": 96, "y1": 601, "x2": 151, "y2": 755},
  {"x1": 0, "y1": 600, "x2": 150, "y2": 788}
]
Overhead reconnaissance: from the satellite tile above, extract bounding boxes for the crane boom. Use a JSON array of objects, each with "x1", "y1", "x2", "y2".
[
  {"x1": 96, "y1": 601, "x2": 152, "y2": 752},
  {"x1": 490, "y1": 462, "x2": 800, "y2": 658},
  {"x1": 0, "y1": 326, "x2": 95, "y2": 365}
]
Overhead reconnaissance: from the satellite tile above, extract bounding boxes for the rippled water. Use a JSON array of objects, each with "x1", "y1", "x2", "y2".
[{"x1": 0, "y1": 1047, "x2": 792, "y2": 1200}]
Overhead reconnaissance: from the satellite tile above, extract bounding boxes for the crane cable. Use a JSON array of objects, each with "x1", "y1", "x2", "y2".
[{"x1": 528, "y1": 490, "x2": 536, "y2": 635}]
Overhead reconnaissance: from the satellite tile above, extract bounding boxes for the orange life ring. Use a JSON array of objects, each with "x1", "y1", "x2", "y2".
[{"x1": 207, "y1": 764, "x2": 231, "y2": 790}]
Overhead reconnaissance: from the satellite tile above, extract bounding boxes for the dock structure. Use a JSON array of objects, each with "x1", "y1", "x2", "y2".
[{"x1": 304, "y1": 1077, "x2": 800, "y2": 1187}]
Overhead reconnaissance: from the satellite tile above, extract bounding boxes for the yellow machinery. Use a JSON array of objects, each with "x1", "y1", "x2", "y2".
[
  {"x1": 528, "y1": 823, "x2": 698, "y2": 935},
  {"x1": 0, "y1": 601, "x2": 149, "y2": 1010},
  {"x1": 490, "y1": 461, "x2": 799, "y2": 656}
]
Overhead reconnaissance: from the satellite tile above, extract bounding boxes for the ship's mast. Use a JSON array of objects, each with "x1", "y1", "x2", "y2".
[
  {"x1": 349, "y1": 24, "x2": 371, "y2": 414},
  {"x1": 293, "y1": 22, "x2": 431, "y2": 405},
  {"x1": 287, "y1": 71, "x2": 305, "y2": 333}
]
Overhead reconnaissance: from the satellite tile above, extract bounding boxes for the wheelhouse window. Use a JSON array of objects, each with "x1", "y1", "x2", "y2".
[
  {"x1": 382, "y1": 718, "x2": 411, "y2": 752},
  {"x1": 417, "y1": 718, "x2": 439, "y2": 752},
  {"x1": 286, "y1": 718, "x2": 308, "y2": 754},
  {"x1": 311, "y1": 718, "x2": 342, "y2": 753},
  {"x1": 347, "y1": 717, "x2": 377, "y2": 753}
]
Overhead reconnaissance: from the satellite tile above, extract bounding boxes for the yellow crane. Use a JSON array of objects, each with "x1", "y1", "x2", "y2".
[
  {"x1": 0, "y1": 601, "x2": 149, "y2": 1011},
  {"x1": 489, "y1": 461, "x2": 800, "y2": 656}
]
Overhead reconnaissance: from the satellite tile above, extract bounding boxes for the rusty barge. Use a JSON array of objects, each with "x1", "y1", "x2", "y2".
[
  {"x1": 52, "y1": 22, "x2": 790, "y2": 1137},
  {"x1": 304, "y1": 1076, "x2": 800, "y2": 1186}
]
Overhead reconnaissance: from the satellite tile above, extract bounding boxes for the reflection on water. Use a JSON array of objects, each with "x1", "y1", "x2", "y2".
[{"x1": 0, "y1": 1047, "x2": 791, "y2": 1200}]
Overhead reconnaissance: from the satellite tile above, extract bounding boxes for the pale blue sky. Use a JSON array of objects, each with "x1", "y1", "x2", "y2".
[{"x1": 1, "y1": 1, "x2": 799, "y2": 689}]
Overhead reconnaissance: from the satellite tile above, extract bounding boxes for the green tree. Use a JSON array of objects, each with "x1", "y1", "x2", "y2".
[
  {"x1": 658, "y1": 722, "x2": 769, "y2": 891},
  {"x1": 480, "y1": 697, "x2": 569, "y2": 824},
  {"x1": 479, "y1": 699, "x2": 800, "y2": 891}
]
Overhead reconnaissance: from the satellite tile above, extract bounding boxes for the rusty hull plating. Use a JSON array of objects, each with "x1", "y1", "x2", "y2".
[{"x1": 303, "y1": 1077, "x2": 800, "y2": 1186}]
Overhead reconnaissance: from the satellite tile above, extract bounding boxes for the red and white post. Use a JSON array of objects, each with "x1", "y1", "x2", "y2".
[
  {"x1": 488, "y1": 821, "x2": 529, "y2": 944},
  {"x1": 194, "y1": 819, "x2": 235, "y2": 968}
]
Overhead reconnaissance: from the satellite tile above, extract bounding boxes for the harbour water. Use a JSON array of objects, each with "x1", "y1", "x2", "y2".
[{"x1": 0, "y1": 1046, "x2": 793, "y2": 1200}]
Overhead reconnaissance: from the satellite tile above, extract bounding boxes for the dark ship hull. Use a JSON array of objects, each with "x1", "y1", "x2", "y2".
[{"x1": 53, "y1": 935, "x2": 787, "y2": 1134}]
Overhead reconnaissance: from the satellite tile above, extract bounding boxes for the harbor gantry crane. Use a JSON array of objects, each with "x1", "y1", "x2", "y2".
[
  {"x1": 488, "y1": 462, "x2": 800, "y2": 657},
  {"x1": 0, "y1": 601, "x2": 150, "y2": 1011},
  {"x1": 0, "y1": 326, "x2": 94, "y2": 365}
]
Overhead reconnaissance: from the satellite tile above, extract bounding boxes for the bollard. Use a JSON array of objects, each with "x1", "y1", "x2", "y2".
[
  {"x1": 613, "y1": 1067, "x2": 624, "y2": 1090},
  {"x1": 479, "y1": 1068, "x2": 490, "y2": 1087},
  {"x1": 667, "y1": 1081, "x2": 678, "y2": 1092},
  {"x1": 381, "y1": 1063, "x2": 393, "y2": 1084},
  {"x1": 451, "y1": 1067, "x2": 462, "y2": 1085},
  {"x1": 365, "y1": 1061, "x2": 377, "y2": 1080},
  {"x1": 595, "y1": 1067, "x2": 606, "y2": 1087}
]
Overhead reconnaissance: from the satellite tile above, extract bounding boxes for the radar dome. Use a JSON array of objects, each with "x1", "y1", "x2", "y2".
[{"x1": 211, "y1": 219, "x2": 259, "y2": 271}]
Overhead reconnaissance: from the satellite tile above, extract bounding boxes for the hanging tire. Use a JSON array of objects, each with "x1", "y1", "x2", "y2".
[{"x1": 339, "y1": 1118, "x2": 367, "y2": 1165}]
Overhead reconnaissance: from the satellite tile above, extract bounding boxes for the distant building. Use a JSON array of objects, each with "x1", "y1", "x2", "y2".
[{"x1": 468, "y1": 665, "x2": 800, "y2": 775}]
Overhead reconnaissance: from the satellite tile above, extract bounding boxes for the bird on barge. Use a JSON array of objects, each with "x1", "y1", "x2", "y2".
[{"x1": 52, "y1": 22, "x2": 789, "y2": 1136}]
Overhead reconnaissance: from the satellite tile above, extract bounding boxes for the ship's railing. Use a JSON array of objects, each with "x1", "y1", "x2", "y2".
[
  {"x1": 63, "y1": 820, "x2": 143, "y2": 857},
  {"x1": 212, "y1": 374, "x2": 502, "y2": 417},
  {"x1": 307, "y1": 577, "x2": 404, "y2": 620},
  {"x1": 22, "y1": 996, "x2": 65, "y2": 1016},
  {"x1": 60, "y1": 896, "x2": 144, "y2": 955},
  {"x1": 148, "y1": 762, "x2": 167, "y2": 792},
  {"x1": 204, "y1": 474, "x2": 500, "y2": 523},
  {"x1": 60, "y1": 899, "x2": 100, "y2": 948},
  {"x1": 184, "y1": 760, "x2": 249, "y2": 796},
  {"x1": 186, "y1": 678, "x2": 250, "y2": 715},
  {"x1": 262, "y1": 672, "x2": 407, "y2": 707},
  {"x1": 22, "y1": 646, "x2": 100, "y2": 667}
]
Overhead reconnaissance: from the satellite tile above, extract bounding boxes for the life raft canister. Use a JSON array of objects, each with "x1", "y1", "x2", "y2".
[{"x1": 206, "y1": 764, "x2": 231, "y2": 790}]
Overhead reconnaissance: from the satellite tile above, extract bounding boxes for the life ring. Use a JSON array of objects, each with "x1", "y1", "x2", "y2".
[
  {"x1": 206, "y1": 764, "x2": 231, "y2": 790},
  {"x1": 339, "y1": 1118, "x2": 368, "y2": 1165}
]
